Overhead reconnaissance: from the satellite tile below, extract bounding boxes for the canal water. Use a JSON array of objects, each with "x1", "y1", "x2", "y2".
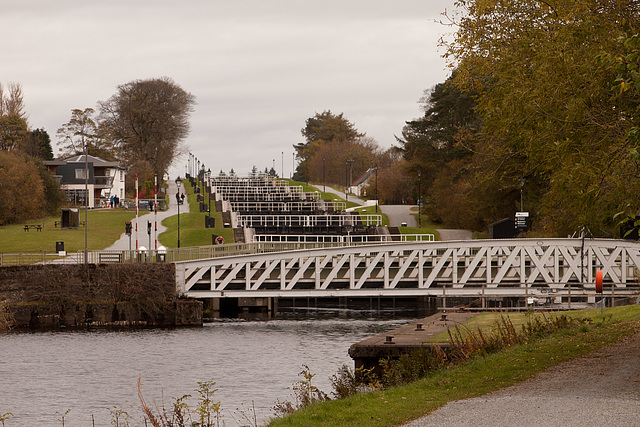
[{"x1": 0, "y1": 315, "x2": 417, "y2": 426}]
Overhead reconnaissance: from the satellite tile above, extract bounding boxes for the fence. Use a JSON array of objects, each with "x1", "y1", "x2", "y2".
[{"x1": 0, "y1": 240, "x2": 411, "y2": 266}]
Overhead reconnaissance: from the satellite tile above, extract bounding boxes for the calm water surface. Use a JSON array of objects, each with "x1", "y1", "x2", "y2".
[{"x1": 0, "y1": 316, "x2": 416, "y2": 426}]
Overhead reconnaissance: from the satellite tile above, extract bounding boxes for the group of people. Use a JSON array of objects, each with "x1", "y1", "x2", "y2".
[{"x1": 108, "y1": 195, "x2": 120, "y2": 208}]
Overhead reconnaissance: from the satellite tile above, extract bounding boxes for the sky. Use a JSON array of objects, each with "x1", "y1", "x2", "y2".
[{"x1": 2, "y1": 0, "x2": 457, "y2": 179}]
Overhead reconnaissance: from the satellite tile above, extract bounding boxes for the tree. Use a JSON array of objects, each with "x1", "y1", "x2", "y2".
[
  {"x1": 0, "y1": 151, "x2": 44, "y2": 224},
  {"x1": 0, "y1": 114, "x2": 28, "y2": 151},
  {"x1": 294, "y1": 110, "x2": 364, "y2": 182},
  {"x1": 0, "y1": 82, "x2": 26, "y2": 119},
  {"x1": 56, "y1": 108, "x2": 99, "y2": 158},
  {"x1": 20, "y1": 128, "x2": 54, "y2": 160},
  {"x1": 98, "y1": 77, "x2": 196, "y2": 181},
  {"x1": 397, "y1": 75, "x2": 479, "y2": 224},
  {"x1": 441, "y1": 0, "x2": 640, "y2": 234}
]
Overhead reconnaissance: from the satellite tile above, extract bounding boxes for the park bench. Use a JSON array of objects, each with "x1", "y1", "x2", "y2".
[
  {"x1": 98, "y1": 253, "x2": 123, "y2": 263},
  {"x1": 54, "y1": 221, "x2": 85, "y2": 228},
  {"x1": 23, "y1": 224, "x2": 42, "y2": 232}
]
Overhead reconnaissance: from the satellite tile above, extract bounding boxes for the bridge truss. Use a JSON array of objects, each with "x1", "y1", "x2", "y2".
[{"x1": 176, "y1": 238, "x2": 640, "y2": 302}]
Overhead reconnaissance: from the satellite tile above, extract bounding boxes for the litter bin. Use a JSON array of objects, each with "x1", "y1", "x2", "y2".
[{"x1": 56, "y1": 241, "x2": 65, "y2": 252}]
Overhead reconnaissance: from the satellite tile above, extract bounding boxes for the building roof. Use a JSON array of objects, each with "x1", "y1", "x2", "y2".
[
  {"x1": 353, "y1": 168, "x2": 376, "y2": 186},
  {"x1": 62, "y1": 154, "x2": 123, "y2": 168}
]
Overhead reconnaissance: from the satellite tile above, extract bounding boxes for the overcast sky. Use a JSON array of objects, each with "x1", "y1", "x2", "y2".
[{"x1": 2, "y1": 0, "x2": 457, "y2": 178}]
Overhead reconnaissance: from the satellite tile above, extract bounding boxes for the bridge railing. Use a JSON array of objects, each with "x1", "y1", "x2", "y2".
[
  {"x1": 0, "y1": 240, "x2": 392, "y2": 266},
  {"x1": 252, "y1": 234, "x2": 435, "y2": 243}
]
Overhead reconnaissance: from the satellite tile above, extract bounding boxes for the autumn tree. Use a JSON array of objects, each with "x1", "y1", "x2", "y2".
[
  {"x1": 440, "y1": 0, "x2": 640, "y2": 234},
  {"x1": 0, "y1": 151, "x2": 44, "y2": 224},
  {"x1": 0, "y1": 114, "x2": 28, "y2": 151},
  {"x1": 0, "y1": 82, "x2": 26, "y2": 119},
  {"x1": 294, "y1": 110, "x2": 366, "y2": 183},
  {"x1": 98, "y1": 77, "x2": 196, "y2": 182}
]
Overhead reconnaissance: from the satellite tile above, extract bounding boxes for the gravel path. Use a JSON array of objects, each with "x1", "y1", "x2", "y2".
[{"x1": 404, "y1": 330, "x2": 640, "y2": 426}]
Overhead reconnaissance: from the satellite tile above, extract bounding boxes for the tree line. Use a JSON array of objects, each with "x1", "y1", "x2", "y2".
[
  {"x1": 295, "y1": 0, "x2": 640, "y2": 237},
  {"x1": 0, "y1": 77, "x2": 195, "y2": 224}
]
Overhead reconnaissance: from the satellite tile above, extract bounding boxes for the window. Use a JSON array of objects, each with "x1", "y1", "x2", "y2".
[{"x1": 75, "y1": 169, "x2": 87, "y2": 179}]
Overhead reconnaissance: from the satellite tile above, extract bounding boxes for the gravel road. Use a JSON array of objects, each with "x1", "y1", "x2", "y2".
[{"x1": 403, "y1": 330, "x2": 640, "y2": 427}]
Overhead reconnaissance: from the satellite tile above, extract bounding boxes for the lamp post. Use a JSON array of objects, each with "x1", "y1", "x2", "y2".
[
  {"x1": 375, "y1": 163, "x2": 378, "y2": 213},
  {"x1": 84, "y1": 141, "x2": 88, "y2": 265},
  {"x1": 519, "y1": 177, "x2": 524, "y2": 211},
  {"x1": 323, "y1": 156, "x2": 326, "y2": 192},
  {"x1": 417, "y1": 170, "x2": 422, "y2": 229},
  {"x1": 175, "y1": 176, "x2": 182, "y2": 248},
  {"x1": 345, "y1": 159, "x2": 353, "y2": 202},
  {"x1": 207, "y1": 168, "x2": 212, "y2": 215}
]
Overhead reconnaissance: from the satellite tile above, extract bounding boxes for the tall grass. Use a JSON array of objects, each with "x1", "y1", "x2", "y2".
[
  {"x1": 271, "y1": 312, "x2": 588, "y2": 422},
  {"x1": 0, "y1": 302, "x2": 12, "y2": 333}
]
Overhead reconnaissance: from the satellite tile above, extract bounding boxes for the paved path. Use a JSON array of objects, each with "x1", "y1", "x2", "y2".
[
  {"x1": 404, "y1": 330, "x2": 640, "y2": 426},
  {"x1": 317, "y1": 184, "x2": 366, "y2": 206},
  {"x1": 105, "y1": 178, "x2": 189, "y2": 250},
  {"x1": 436, "y1": 229, "x2": 473, "y2": 241},
  {"x1": 379, "y1": 205, "x2": 417, "y2": 227}
]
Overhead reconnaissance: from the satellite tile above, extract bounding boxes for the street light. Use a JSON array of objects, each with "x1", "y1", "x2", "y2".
[
  {"x1": 84, "y1": 141, "x2": 88, "y2": 265},
  {"x1": 175, "y1": 176, "x2": 182, "y2": 248},
  {"x1": 207, "y1": 168, "x2": 212, "y2": 219},
  {"x1": 417, "y1": 170, "x2": 422, "y2": 229},
  {"x1": 323, "y1": 156, "x2": 326, "y2": 192},
  {"x1": 375, "y1": 164, "x2": 378, "y2": 213},
  {"x1": 519, "y1": 177, "x2": 524, "y2": 211}
]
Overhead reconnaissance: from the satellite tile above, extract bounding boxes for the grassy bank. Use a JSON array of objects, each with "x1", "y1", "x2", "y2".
[
  {"x1": 159, "y1": 179, "x2": 234, "y2": 248},
  {"x1": 0, "y1": 209, "x2": 135, "y2": 253},
  {"x1": 268, "y1": 305, "x2": 640, "y2": 427}
]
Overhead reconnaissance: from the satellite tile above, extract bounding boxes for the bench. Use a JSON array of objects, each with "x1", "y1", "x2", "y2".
[
  {"x1": 98, "y1": 253, "x2": 123, "y2": 263},
  {"x1": 24, "y1": 224, "x2": 42, "y2": 232},
  {"x1": 54, "y1": 221, "x2": 85, "y2": 228}
]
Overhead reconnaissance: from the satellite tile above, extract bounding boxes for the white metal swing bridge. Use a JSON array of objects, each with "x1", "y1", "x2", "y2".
[{"x1": 175, "y1": 238, "x2": 640, "y2": 300}]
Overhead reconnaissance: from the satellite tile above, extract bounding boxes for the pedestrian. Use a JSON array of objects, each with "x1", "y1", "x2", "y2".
[
  {"x1": 114, "y1": 195, "x2": 119, "y2": 208},
  {"x1": 110, "y1": 195, "x2": 114, "y2": 208}
]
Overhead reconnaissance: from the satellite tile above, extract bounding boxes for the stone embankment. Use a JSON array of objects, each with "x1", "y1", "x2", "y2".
[{"x1": 0, "y1": 263, "x2": 201, "y2": 330}]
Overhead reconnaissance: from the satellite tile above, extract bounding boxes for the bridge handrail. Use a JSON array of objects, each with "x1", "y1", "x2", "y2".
[
  {"x1": 252, "y1": 234, "x2": 435, "y2": 243},
  {"x1": 238, "y1": 214, "x2": 383, "y2": 227},
  {"x1": 0, "y1": 241, "x2": 389, "y2": 266}
]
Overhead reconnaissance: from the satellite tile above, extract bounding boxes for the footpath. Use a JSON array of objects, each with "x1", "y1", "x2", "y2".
[
  {"x1": 404, "y1": 331, "x2": 640, "y2": 426},
  {"x1": 105, "y1": 178, "x2": 189, "y2": 250}
]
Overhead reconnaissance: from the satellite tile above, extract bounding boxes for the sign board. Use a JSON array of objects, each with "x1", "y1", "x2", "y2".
[{"x1": 515, "y1": 212, "x2": 529, "y2": 231}]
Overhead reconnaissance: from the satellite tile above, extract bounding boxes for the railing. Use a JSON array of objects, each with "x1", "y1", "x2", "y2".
[
  {"x1": 229, "y1": 200, "x2": 346, "y2": 213},
  {"x1": 252, "y1": 234, "x2": 435, "y2": 243},
  {"x1": 0, "y1": 241, "x2": 390, "y2": 266},
  {"x1": 176, "y1": 238, "x2": 640, "y2": 299},
  {"x1": 216, "y1": 192, "x2": 321, "y2": 202},
  {"x1": 94, "y1": 176, "x2": 114, "y2": 187},
  {"x1": 238, "y1": 214, "x2": 383, "y2": 228},
  {"x1": 214, "y1": 186, "x2": 304, "y2": 195}
]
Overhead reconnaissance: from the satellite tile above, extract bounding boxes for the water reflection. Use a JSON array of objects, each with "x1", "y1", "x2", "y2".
[{"x1": 0, "y1": 315, "x2": 417, "y2": 426}]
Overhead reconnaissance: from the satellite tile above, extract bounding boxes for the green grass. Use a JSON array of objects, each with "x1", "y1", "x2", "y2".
[
  {"x1": 0, "y1": 209, "x2": 136, "y2": 253},
  {"x1": 158, "y1": 182, "x2": 235, "y2": 248},
  {"x1": 268, "y1": 305, "x2": 640, "y2": 427}
]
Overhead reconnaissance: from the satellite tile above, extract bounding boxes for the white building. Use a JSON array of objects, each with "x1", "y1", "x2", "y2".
[{"x1": 45, "y1": 155, "x2": 126, "y2": 208}]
